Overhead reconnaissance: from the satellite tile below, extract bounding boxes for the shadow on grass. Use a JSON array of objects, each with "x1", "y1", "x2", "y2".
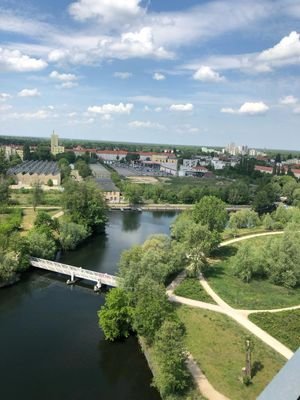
[
  {"x1": 212, "y1": 245, "x2": 237, "y2": 259},
  {"x1": 252, "y1": 361, "x2": 264, "y2": 378},
  {"x1": 205, "y1": 264, "x2": 226, "y2": 279}
]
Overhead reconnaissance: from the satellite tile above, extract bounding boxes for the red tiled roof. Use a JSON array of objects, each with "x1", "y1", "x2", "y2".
[{"x1": 255, "y1": 165, "x2": 273, "y2": 172}]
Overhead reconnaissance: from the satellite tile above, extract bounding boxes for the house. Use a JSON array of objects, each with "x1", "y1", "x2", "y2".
[
  {"x1": 254, "y1": 165, "x2": 273, "y2": 174},
  {"x1": 160, "y1": 163, "x2": 178, "y2": 176},
  {"x1": 95, "y1": 178, "x2": 121, "y2": 203},
  {"x1": 291, "y1": 168, "x2": 300, "y2": 179},
  {"x1": 96, "y1": 150, "x2": 128, "y2": 163}
]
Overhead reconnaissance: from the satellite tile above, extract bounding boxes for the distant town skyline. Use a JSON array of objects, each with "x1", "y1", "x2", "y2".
[{"x1": 0, "y1": 0, "x2": 300, "y2": 149}]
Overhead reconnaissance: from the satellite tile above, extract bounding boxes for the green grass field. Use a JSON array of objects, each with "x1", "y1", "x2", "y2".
[
  {"x1": 10, "y1": 190, "x2": 62, "y2": 206},
  {"x1": 249, "y1": 310, "x2": 300, "y2": 352},
  {"x1": 174, "y1": 278, "x2": 215, "y2": 304},
  {"x1": 207, "y1": 237, "x2": 300, "y2": 309},
  {"x1": 177, "y1": 305, "x2": 285, "y2": 400}
]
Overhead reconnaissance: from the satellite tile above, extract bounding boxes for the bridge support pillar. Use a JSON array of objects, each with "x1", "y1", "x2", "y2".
[
  {"x1": 66, "y1": 272, "x2": 77, "y2": 285},
  {"x1": 94, "y1": 280, "x2": 102, "y2": 292}
]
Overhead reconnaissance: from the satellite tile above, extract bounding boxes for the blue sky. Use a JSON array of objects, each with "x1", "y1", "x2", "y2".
[{"x1": 0, "y1": 0, "x2": 300, "y2": 149}]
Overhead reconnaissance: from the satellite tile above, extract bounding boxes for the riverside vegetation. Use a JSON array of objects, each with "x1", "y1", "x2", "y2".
[{"x1": 98, "y1": 195, "x2": 298, "y2": 399}]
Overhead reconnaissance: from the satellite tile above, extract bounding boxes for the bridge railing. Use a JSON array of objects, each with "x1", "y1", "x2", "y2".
[{"x1": 30, "y1": 257, "x2": 118, "y2": 286}]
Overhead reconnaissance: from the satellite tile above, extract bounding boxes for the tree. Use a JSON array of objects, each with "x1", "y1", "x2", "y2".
[
  {"x1": 132, "y1": 277, "x2": 172, "y2": 344},
  {"x1": 62, "y1": 179, "x2": 107, "y2": 232},
  {"x1": 0, "y1": 180, "x2": 10, "y2": 206},
  {"x1": 59, "y1": 222, "x2": 88, "y2": 250},
  {"x1": 252, "y1": 190, "x2": 274, "y2": 214},
  {"x1": 263, "y1": 214, "x2": 275, "y2": 230},
  {"x1": 186, "y1": 246, "x2": 208, "y2": 277},
  {"x1": 153, "y1": 319, "x2": 189, "y2": 397},
  {"x1": 98, "y1": 288, "x2": 133, "y2": 341},
  {"x1": 227, "y1": 182, "x2": 250, "y2": 205},
  {"x1": 23, "y1": 143, "x2": 31, "y2": 161},
  {"x1": 34, "y1": 211, "x2": 58, "y2": 231},
  {"x1": 193, "y1": 195, "x2": 227, "y2": 232},
  {"x1": 232, "y1": 242, "x2": 265, "y2": 283},
  {"x1": 75, "y1": 159, "x2": 92, "y2": 178},
  {"x1": 31, "y1": 182, "x2": 43, "y2": 211},
  {"x1": 47, "y1": 179, "x2": 53, "y2": 187},
  {"x1": 123, "y1": 183, "x2": 143, "y2": 204},
  {"x1": 0, "y1": 251, "x2": 19, "y2": 282},
  {"x1": 58, "y1": 158, "x2": 71, "y2": 181},
  {"x1": 27, "y1": 228, "x2": 57, "y2": 260}
]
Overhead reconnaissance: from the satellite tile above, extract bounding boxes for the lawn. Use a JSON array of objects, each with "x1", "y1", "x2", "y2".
[
  {"x1": 177, "y1": 305, "x2": 285, "y2": 400},
  {"x1": 207, "y1": 237, "x2": 300, "y2": 309},
  {"x1": 21, "y1": 208, "x2": 61, "y2": 232},
  {"x1": 249, "y1": 310, "x2": 300, "y2": 352},
  {"x1": 174, "y1": 278, "x2": 215, "y2": 304},
  {"x1": 10, "y1": 189, "x2": 62, "y2": 206}
]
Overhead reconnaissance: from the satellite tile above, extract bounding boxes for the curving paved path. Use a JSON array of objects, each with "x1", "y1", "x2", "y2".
[
  {"x1": 167, "y1": 231, "x2": 296, "y2": 360},
  {"x1": 186, "y1": 353, "x2": 230, "y2": 400}
]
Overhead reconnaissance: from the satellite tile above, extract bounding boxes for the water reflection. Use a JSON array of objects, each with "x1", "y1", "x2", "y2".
[
  {"x1": 122, "y1": 211, "x2": 141, "y2": 231},
  {"x1": 0, "y1": 211, "x2": 177, "y2": 400}
]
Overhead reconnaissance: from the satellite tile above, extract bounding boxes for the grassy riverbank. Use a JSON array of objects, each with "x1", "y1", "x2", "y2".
[
  {"x1": 177, "y1": 305, "x2": 285, "y2": 400},
  {"x1": 139, "y1": 337, "x2": 205, "y2": 400}
]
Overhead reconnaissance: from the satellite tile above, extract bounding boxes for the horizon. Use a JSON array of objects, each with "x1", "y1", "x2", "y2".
[{"x1": 0, "y1": 133, "x2": 299, "y2": 154}]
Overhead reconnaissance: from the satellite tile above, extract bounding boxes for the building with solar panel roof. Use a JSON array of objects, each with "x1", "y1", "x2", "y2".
[{"x1": 8, "y1": 160, "x2": 61, "y2": 187}]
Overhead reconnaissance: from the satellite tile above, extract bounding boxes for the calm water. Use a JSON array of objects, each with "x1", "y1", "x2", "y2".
[{"x1": 0, "y1": 211, "x2": 177, "y2": 400}]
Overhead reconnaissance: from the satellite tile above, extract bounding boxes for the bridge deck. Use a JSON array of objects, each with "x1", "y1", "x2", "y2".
[{"x1": 30, "y1": 257, "x2": 118, "y2": 287}]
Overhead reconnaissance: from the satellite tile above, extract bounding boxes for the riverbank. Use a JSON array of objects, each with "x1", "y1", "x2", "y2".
[{"x1": 109, "y1": 203, "x2": 251, "y2": 212}]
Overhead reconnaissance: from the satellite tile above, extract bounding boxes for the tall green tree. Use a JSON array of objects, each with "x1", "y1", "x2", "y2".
[
  {"x1": 31, "y1": 182, "x2": 43, "y2": 210},
  {"x1": 153, "y1": 319, "x2": 189, "y2": 397},
  {"x1": 98, "y1": 288, "x2": 133, "y2": 341},
  {"x1": 193, "y1": 195, "x2": 227, "y2": 232},
  {"x1": 62, "y1": 179, "x2": 107, "y2": 232},
  {"x1": 132, "y1": 277, "x2": 172, "y2": 344}
]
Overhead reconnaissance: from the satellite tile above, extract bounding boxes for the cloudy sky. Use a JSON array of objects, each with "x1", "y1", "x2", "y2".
[{"x1": 0, "y1": 0, "x2": 300, "y2": 149}]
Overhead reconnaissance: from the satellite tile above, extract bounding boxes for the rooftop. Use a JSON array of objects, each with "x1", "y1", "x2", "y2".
[{"x1": 8, "y1": 160, "x2": 60, "y2": 176}]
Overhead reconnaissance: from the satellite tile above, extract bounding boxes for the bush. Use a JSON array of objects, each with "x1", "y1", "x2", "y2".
[{"x1": 59, "y1": 222, "x2": 89, "y2": 250}]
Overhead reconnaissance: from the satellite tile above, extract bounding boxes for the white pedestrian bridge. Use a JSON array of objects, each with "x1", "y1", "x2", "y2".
[{"x1": 30, "y1": 257, "x2": 118, "y2": 291}]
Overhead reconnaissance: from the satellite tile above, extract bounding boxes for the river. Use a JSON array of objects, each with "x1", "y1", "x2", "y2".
[{"x1": 0, "y1": 211, "x2": 177, "y2": 400}]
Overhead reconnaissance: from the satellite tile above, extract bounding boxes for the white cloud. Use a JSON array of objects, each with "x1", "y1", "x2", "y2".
[
  {"x1": 99, "y1": 27, "x2": 173, "y2": 60},
  {"x1": 18, "y1": 88, "x2": 40, "y2": 97},
  {"x1": 155, "y1": 107, "x2": 162, "y2": 112},
  {"x1": 0, "y1": 93, "x2": 11, "y2": 101},
  {"x1": 88, "y1": 102, "x2": 133, "y2": 115},
  {"x1": 153, "y1": 72, "x2": 165, "y2": 81},
  {"x1": 114, "y1": 72, "x2": 132, "y2": 79},
  {"x1": 193, "y1": 66, "x2": 225, "y2": 82},
  {"x1": 129, "y1": 120, "x2": 165, "y2": 129},
  {"x1": 49, "y1": 70, "x2": 78, "y2": 82},
  {"x1": 128, "y1": 95, "x2": 174, "y2": 106},
  {"x1": 50, "y1": 70, "x2": 78, "y2": 89},
  {"x1": 176, "y1": 124, "x2": 200, "y2": 134},
  {"x1": 59, "y1": 82, "x2": 78, "y2": 89},
  {"x1": 69, "y1": 0, "x2": 143, "y2": 23},
  {"x1": 0, "y1": 104, "x2": 12, "y2": 112},
  {"x1": 258, "y1": 31, "x2": 300, "y2": 63},
  {"x1": 8, "y1": 110, "x2": 51, "y2": 120},
  {"x1": 279, "y1": 95, "x2": 298, "y2": 105},
  {"x1": 293, "y1": 106, "x2": 300, "y2": 114},
  {"x1": 170, "y1": 103, "x2": 194, "y2": 112},
  {"x1": 0, "y1": 48, "x2": 47, "y2": 72},
  {"x1": 221, "y1": 101, "x2": 269, "y2": 115}
]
